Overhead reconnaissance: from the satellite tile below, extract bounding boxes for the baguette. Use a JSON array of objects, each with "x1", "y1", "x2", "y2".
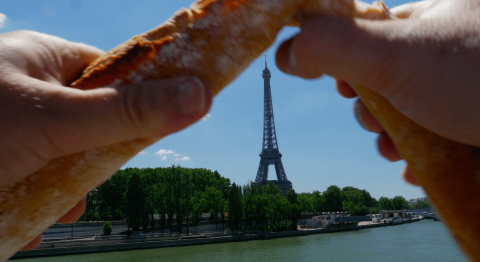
[
  {"x1": 2, "y1": 0, "x2": 479, "y2": 261},
  {"x1": 1, "y1": 1, "x2": 391, "y2": 260}
]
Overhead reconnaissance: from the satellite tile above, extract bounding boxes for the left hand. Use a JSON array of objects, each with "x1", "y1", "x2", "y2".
[{"x1": 0, "y1": 30, "x2": 211, "y2": 250}]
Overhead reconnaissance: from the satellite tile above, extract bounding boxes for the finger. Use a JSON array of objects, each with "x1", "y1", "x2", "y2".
[
  {"x1": 277, "y1": 15, "x2": 421, "y2": 97},
  {"x1": 377, "y1": 132, "x2": 402, "y2": 162},
  {"x1": 276, "y1": 36, "x2": 325, "y2": 78},
  {"x1": 24, "y1": 76, "x2": 212, "y2": 159},
  {"x1": 57, "y1": 196, "x2": 87, "y2": 224},
  {"x1": 21, "y1": 235, "x2": 42, "y2": 251},
  {"x1": 401, "y1": 164, "x2": 420, "y2": 186},
  {"x1": 354, "y1": 98, "x2": 383, "y2": 134},
  {"x1": 335, "y1": 79, "x2": 357, "y2": 98},
  {"x1": 30, "y1": 30, "x2": 105, "y2": 85},
  {"x1": 1, "y1": 31, "x2": 104, "y2": 86}
]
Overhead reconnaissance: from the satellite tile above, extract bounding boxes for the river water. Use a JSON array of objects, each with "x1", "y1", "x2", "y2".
[{"x1": 22, "y1": 220, "x2": 467, "y2": 262}]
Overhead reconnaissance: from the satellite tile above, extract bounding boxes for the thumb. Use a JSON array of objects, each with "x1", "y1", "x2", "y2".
[
  {"x1": 276, "y1": 16, "x2": 426, "y2": 98},
  {"x1": 37, "y1": 76, "x2": 211, "y2": 159},
  {"x1": 60, "y1": 42, "x2": 105, "y2": 86}
]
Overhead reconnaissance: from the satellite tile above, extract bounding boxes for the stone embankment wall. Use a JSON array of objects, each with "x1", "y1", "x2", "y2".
[{"x1": 11, "y1": 218, "x2": 423, "y2": 260}]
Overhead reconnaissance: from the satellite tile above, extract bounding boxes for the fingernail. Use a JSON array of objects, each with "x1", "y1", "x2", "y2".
[
  {"x1": 354, "y1": 100, "x2": 368, "y2": 131},
  {"x1": 401, "y1": 165, "x2": 420, "y2": 186},
  {"x1": 178, "y1": 78, "x2": 205, "y2": 115}
]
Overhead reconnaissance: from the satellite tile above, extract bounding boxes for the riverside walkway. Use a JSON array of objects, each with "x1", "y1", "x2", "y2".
[{"x1": 11, "y1": 218, "x2": 423, "y2": 260}]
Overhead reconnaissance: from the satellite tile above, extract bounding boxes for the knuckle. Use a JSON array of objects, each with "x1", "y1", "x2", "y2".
[{"x1": 117, "y1": 85, "x2": 156, "y2": 136}]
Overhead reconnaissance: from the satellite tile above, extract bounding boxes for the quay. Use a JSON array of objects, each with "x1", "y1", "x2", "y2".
[{"x1": 10, "y1": 217, "x2": 424, "y2": 260}]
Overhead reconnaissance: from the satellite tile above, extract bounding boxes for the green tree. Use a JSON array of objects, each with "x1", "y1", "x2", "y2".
[
  {"x1": 378, "y1": 197, "x2": 392, "y2": 210},
  {"x1": 298, "y1": 193, "x2": 312, "y2": 223},
  {"x1": 183, "y1": 171, "x2": 193, "y2": 235},
  {"x1": 96, "y1": 170, "x2": 129, "y2": 220},
  {"x1": 361, "y1": 189, "x2": 375, "y2": 208},
  {"x1": 84, "y1": 190, "x2": 97, "y2": 221},
  {"x1": 124, "y1": 172, "x2": 145, "y2": 231},
  {"x1": 171, "y1": 165, "x2": 184, "y2": 233},
  {"x1": 311, "y1": 190, "x2": 324, "y2": 213},
  {"x1": 215, "y1": 171, "x2": 230, "y2": 230},
  {"x1": 242, "y1": 184, "x2": 255, "y2": 228},
  {"x1": 164, "y1": 167, "x2": 175, "y2": 232},
  {"x1": 156, "y1": 169, "x2": 167, "y2": 233},
  {"x1": 103, "y1": 221, "x2": 112, "y2": 235},
  {"x1": 391, "y1": 196, "x2": 408, "y2": 210},
  {"x1": 286, "y1": 189, "x2": 299, "y2": 205},
  {"x1": 341, "y1": 187, "x2": 369, "y2": 215},
  {"x1": 323, "y1": 185, "x2": 343, "y2": 211},
  {"x1": 191, "y1": 191, "x2": 207, "y2": 232},
  {"x1": 286, "y1": 189, "x2": 300, "y2": 230},
  {"x1": 206, "y1": 186, "x2": 224, "y2": 231},
  {"x1": 227, "y1": 183, "x2": 243, "y2": 230},
  {"x1": 413, "y1": 200, "x2": 431, "y2": 209}
]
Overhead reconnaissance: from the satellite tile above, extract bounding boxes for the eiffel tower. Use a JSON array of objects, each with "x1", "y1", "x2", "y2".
[{"x1": 254, "y1": 56, "x2": 292, "y2": 196}]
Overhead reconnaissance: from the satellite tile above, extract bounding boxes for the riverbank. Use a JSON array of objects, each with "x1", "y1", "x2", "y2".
[{"x1": 10, "y1": 218, "x2": 423, "y2": 260}]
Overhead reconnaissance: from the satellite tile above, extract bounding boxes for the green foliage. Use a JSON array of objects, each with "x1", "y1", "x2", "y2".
[
  {"x1": 226, "y1": 183, "x2": 243, "y2": 230},
  {"x1": 103, "y1": 221, "x2": 112, "y2": 235},
  {"x1": 286, "y1": 189, "x2": 299, "y2": 205},
  {"x1": 311, "y1": 191, "x2": 325, "y2": 213},
  {"x1": 206, "y1": 186, "x2": 225, "y2": 231},
  {"x1": 340, "y1": 186, "x2": 370, "y2": 215},
  {"x1": 378, "y1": 196, "x2": 392, "y2": 210},
  {"x1": 411, "y1": 200, "x2": 431, "y2": 209},
  {"x1": 96, "y1": 171, "x2": 129, "y2": 220},
  {"x1": 323, "y1": 186, "x2": 343, "y2": 211},
  {"x1": 298, "y1": 193, "x2": 313, "y2": 213},
  {"x1": 377, "y1": 196, "x2": 410, "y2": 211},
  {"x1": 85, "y1": 166, "x2": 419, "y2": 233},
  {"x1": 391, "y1": 196, "x2": 408, "y2": 210},
  {"x1": 124, "y1": 171, "x2": 145, "y2": 231}
]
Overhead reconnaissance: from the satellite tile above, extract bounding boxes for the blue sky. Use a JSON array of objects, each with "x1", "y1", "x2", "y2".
[{"x1": 0, "y1": 0, "x2": 424, "y2": 200}]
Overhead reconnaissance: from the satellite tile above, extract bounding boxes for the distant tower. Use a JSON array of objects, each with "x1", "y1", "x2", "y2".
[{"x1": 254, "y1": 56, "x2": 292, "y2": 196}]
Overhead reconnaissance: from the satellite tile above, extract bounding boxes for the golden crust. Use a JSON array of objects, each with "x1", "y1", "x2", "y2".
[{"x1": 70, "y1": 0, "x2": 390, "y2": 94}]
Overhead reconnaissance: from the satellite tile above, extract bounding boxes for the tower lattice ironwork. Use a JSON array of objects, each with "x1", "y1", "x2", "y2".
[{"x1": 254, "y1": 56, "x2": 292, "y2": 195}]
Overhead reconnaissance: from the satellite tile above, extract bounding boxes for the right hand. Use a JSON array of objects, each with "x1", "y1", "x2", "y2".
[{"x1": 276, "y1": 0, "x2": 480, "y2": 182}]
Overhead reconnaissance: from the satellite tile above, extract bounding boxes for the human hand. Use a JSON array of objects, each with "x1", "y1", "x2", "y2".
[
  {"x1": 0, "y1": 31, "x2": 211, "y2": 249},
  {"x1": 276, "y1": 0, "x2": 480, "y2": 183}
]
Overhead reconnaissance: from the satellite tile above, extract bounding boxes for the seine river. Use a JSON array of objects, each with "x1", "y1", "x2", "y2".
[{"x1": 23, "y1": 220, "x2": 467, "y2": 262}]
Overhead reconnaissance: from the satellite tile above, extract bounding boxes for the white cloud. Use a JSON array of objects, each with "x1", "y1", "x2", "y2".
[
  {"x1": 155, "y1": 149, "x2": 176, "y2": 156},
  {"x1": 0, "y1": 14, "x2": 6, "y2": 28},
  {"x1": 174, "y1": 154, "x2": 181, "y2": 157},
  {"x1": 175, "y1": 156, "x2": 190, "y2": 161},
  {"x1": 138, "y1": 151, "x2": 148, "y2": 155},
  {"x1": 202, "y1": 114, "x2": 211, "y2": 121},
  {"x1": 162, "y1": 156, "x2": 167, "y2": 161}
]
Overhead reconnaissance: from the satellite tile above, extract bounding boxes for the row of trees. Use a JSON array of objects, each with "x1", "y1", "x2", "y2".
[
  {"x1": 83, "y1": 166, "x2": 425, "y2": 232},
  {"x1": 85, "y1": 166, "x2": 230, "y2": 233},
  {"x1": 295, "y1": 186, "x2": 428, "y2": 216}
]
